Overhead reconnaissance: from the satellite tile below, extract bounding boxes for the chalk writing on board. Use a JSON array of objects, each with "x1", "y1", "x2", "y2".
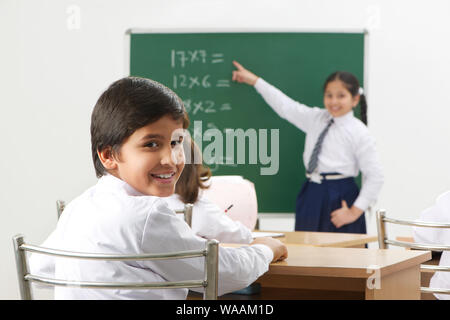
[
  {"x1": 173, "y1": 74, "x2": 211, "y2": 89},
  {"x1": 211, "y1": 53, "x2": 224, "y2": 64},
  {"x1": 183, "y1": 100, "x2": 232, "y2": 114},
  {"x1": 220, "y1": 103, "x2": 231, "y2": 111},
  {"x1": 171, "y1": 50, "x2": 225, "y2": 68},
  {"x1": 173, "y1": 75, "x2": 232, "y2": 89},
  {"x1": 170, "y1": 50, "x2": 231, "y2": 117},
  {"x1": 216, "y1": 79, "x2": 230, "y2": 87},
  {"x1": 171, "y1": 50, "x2": 206, "y2": 68}
]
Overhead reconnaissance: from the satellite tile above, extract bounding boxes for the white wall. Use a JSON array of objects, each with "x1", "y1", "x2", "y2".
[{"x1": 1, "y1": 0, "x2": 450, "y2": 299}]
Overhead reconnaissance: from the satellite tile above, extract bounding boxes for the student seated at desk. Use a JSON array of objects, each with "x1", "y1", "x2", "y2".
[
  {"x1": 29, "y1": 76, "x2": 287, "y2": 300},
  {"x1": 164, "y1": 140, "x2": 253, "y2": 244},
  {"x1": 413, "y1": 191, "x2": 450, "y2": 300}
]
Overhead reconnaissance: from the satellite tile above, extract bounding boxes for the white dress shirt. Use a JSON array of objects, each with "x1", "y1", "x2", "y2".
[
  {"x1": 413, "y1": 191, "x2": 450, "y2": 300},
  {"x1": 163, "y1": 193, "x2": 253, "y2": 244},
  {"x1": 254, "y1": 78, "x2": 384, "y2": 211},
  {"x1": 29, "y1": 174, "x2": 273, "y2": 300}
]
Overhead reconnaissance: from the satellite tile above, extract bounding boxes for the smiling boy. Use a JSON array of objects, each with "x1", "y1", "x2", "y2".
[
  {"x1": 30, "y1": 77, "x2": 287, "y2": 300},
  {"x1": 96, "y1": 114, "x2": 185, "y2": 197}
]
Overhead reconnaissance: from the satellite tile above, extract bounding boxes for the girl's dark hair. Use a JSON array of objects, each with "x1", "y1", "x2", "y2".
[
  {"x1": 91, "y1": 76, "x2": 189, "y2": 178},
  {"x1": 175, "y1": 139, "x2": 211, "y2": 204},
  {"x1": 323, "y1": 71, "x2": 367, "y2": 125}
]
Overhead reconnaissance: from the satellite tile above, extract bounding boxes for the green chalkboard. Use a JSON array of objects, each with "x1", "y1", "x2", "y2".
[{"x1": 128, "y1": 31, "x2": 365, "y2": 213}]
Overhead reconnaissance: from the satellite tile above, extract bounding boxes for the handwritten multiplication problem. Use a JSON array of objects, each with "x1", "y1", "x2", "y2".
[
  {"x1": 173, "y1": 74, "x2": 230, "y2": 89},
  {"x1": 170, "y1": 49, "x2": 232, "y2": 114},
  {"x1": 183, "y1": 99, "x2": 232, "y2": 115},
  {"x1": 170, "y1": 50, "x2": 229, "y2": 89},
  {"x1": 170, "y1": 50, "x2": 224, "y2": 68}
]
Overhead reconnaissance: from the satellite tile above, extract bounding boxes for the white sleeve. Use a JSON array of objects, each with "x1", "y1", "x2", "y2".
[
  {"x1": 413, "y1": 191, "x2": 450, "y2": 244},
  {"x1": 28, "y1": 229, "x2": 60, "y2": 290},
  {"x1": 192, "y1": 199, "x2": 253, "y2": 244},
  {"x1": 139, "y1": 200, "x2": 273, "y2": 296},
  {"x1": 254, "y1": 78, "x2": 322, "y2": 133},
  {"x1": 353, "y1": 131, "x2": 384, "y2": 212},
  {"x1": 28, "y1": 200, "x2": 76, "y2": 279}
]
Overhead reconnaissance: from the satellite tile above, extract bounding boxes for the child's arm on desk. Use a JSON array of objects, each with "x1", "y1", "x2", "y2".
[{"x1": 251, "y1": 237, "x2": 288, "y2": 262}]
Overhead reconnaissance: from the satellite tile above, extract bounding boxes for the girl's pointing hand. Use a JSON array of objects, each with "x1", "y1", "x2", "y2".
[{"x1": 232, "y1": 61, "x2": 259, "y2": 86}]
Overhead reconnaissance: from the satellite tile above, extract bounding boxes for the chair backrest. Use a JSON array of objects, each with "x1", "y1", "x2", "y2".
[
  {"x1": 58, "y1": 200, "x2": 194, "y2": 228},
  {"x1": 201, "y1": 176, "x2": 258, "y2": 230},
  {"x1": 56, "y1": 200, "x2": 65, "y2": 219},
  {"x1": 12, "y1": 234, "x2": 218, "y2": 300},
  {"x1": 376, "y1": 209, "x2": 450, "y2": 295},
  {"x1": 174, "y1": 203, "x2": 194, "y2": 227}
]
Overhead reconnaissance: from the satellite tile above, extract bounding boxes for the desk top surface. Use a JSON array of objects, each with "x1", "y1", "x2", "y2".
[
  {"x1": 268, "y1": 245, "x2": 431, "y2": 278},
  {"x1": 263, "y1": 230, "x2": 377, "y2": 247}
]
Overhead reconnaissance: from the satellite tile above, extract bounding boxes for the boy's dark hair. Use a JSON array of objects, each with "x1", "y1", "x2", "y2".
[
  {"x1": 91, "y1": 76, "x2": 189, "y2": 178},
  {"x1": 323, "y1": 71, "x2": 368, "y2": 125}
]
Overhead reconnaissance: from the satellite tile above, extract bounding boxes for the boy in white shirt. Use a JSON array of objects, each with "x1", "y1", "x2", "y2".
[{"x1": 30, "y1": 77, "x2": 287, "y2": 300}]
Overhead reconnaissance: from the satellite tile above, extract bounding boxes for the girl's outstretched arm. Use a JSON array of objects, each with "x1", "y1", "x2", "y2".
[{"x1": 232, "y1": 61, "x2": 321, "y2": 133}]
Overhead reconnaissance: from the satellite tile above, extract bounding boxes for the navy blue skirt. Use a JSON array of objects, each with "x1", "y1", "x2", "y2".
[{"x1": 294, "y1": 175, "x2": 366, "y2": 233}]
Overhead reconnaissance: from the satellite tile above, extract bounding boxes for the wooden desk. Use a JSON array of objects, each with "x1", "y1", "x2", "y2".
[
  {"x1": 261, "y1": 230, "x2": 377, "y2": 248},
  {"x1": 210, "y1": 244, "x2": 431, "y2": 300},
  {"x1": 253, "y1": 245, "x2": 431, "y2": 300}
]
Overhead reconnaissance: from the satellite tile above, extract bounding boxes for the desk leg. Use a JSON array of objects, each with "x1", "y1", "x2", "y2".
[{"x1": 365, "y1": 265, "x2": 420, "y2": 300}]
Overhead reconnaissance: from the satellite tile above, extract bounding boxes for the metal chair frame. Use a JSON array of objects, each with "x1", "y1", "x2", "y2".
[
  {"x1": 58, "y1": 200, "x2": 193, "y2": 228},
  {"x1": 12, "y1": 234, "x2": 218, "y2": 300},
  {"x1": 376, "y1": 209, "x2": 450, "y2": 295},
  {"x1": 175, "y1": 203, "x2": 194, "y2": 227}
]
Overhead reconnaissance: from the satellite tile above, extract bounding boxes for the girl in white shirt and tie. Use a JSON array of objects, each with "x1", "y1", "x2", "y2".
[{"x1": 232, "y1": 61, "x2": 384, "y2": 233}]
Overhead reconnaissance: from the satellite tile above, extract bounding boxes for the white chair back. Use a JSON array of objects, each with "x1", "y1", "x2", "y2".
[{"x1": 201, "y1": 176, "x2": 258, "y2": 230}]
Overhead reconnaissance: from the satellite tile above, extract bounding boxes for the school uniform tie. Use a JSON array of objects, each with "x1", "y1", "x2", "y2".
[{"x1": 306, "y1": 118, "x2": 334, "y2": 174}]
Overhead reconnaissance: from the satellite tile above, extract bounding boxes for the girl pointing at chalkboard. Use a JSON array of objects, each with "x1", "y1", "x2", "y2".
[{"x1": 231, "y1": 61, "x2": 384, "y2": 234}]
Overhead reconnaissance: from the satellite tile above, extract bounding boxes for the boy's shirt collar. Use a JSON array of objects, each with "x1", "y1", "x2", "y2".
[{"x1": 99, "y1": 174, "x2": 147, "y2": 197}]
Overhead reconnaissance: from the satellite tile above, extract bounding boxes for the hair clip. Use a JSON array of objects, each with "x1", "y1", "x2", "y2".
[{"x1": 358, "y1": 87, "x2": 364, "y2": 95}]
